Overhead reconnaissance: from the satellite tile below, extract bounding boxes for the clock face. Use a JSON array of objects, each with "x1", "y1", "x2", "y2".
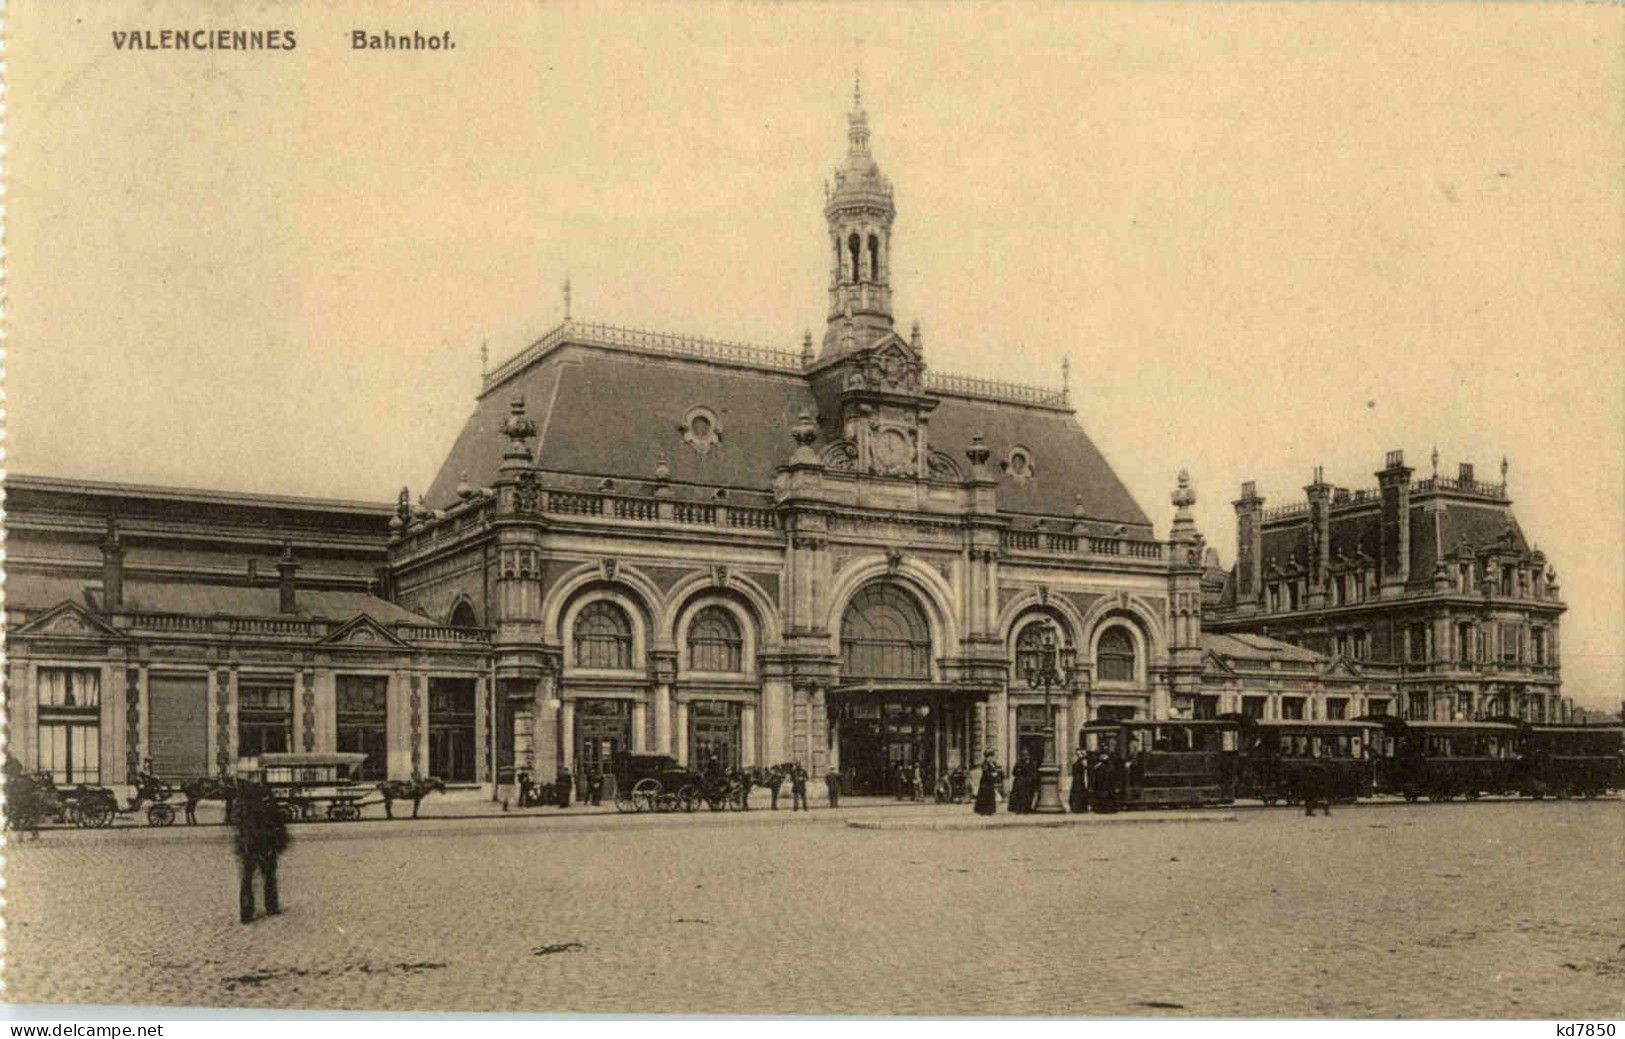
[{"x1": 873, "y1": 428, "x2": 912, "y2": 471}]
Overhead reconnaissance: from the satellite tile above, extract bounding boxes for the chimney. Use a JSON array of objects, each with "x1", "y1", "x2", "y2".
[
  {"x1": 1304, "y1": 467, "x2": 1331, "y2": 608},
  {"x1": 1232, "y1": 480, "x2": 1265, "y2": 612},
  {"x1": 100, "y1": 516, "x2": 125, "y2": 611},
  {"x1": 1377, "y1": 448, "x2": 1414, "y2": 596},
  {"x1": 277, "y1": 540, "x2": 300, "y2": 614}
]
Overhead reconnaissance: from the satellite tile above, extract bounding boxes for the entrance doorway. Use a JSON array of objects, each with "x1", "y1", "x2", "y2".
[
  {"x1": 688, "y1": 700, "x2": 741, "y2": 771},
  {"x1": 574, "y1": 698, "x2": 631, "y2": 785},
  {"x1": 832, "y1": 694, "x2": 973, "y2": 796}
]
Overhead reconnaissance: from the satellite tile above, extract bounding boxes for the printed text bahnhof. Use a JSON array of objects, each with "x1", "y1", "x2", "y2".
[{"x1": 110, "y1": 29, "x2": 456, "y2": 51}]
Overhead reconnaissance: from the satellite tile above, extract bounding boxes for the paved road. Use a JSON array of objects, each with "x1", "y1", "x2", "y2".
[{"x1": 6, "y1": 799, "x2": 1621, "y2": 1017}]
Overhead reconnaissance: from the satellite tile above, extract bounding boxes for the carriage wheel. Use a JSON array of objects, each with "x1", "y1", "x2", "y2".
[
  {"x1": 677, "y1": 784, "x2": 699, "y2": 812},
  {"x1": 148, "y1": 803, "x2": 176, "y2": 827},
  {"x1": 632, "y1": 778, "x2": 661, "y2": 813},
  {"x1": 82, "y1": 799, "x2": 116, "y2": 828}
]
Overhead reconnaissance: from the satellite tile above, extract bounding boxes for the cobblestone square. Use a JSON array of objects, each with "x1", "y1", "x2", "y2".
[{"x1": 5, "y1": 800, "x2": 1622, "y2": 1017}]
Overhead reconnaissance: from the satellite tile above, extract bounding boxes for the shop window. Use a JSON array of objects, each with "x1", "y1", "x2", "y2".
[
  {"x1": 337, "y1": 675, "x2": 389, "y2": 780},
  {"x1": 574, "y1": 600, "x2": 634, "y2": 670},
  {"x1": 37, "y1": 668, "x2": 101, "y2": 784},
  {"x1": 238, "y1": 680, "x2": 293, "y2": 759}
]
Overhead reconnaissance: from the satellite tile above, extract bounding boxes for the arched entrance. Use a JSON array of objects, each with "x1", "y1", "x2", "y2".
[{"x1": 832, "y1": 583, "x2": 971, "y2": 796}]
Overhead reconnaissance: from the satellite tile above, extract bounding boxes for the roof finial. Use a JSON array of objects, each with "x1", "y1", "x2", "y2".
[
  {"x1": 1061, "y1": 357, "x2": 1071, "y2": 405},
  {"x1": 1431, "y1": 444, "x2": 1440, "y2": 478},
  {"x1": 480, "y1": 340, "x2": 489, "y2": 376},
  {"x1": 562, "y1": 273, "x2": 572, "y2": 321}
]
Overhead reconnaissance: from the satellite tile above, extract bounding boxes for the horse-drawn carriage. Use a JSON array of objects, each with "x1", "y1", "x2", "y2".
[
  {"x1": 608, "y1": 752, "x2": 747, "y2": 812},
  {"x1": 241, "y1": 752, "x2": 373, "y2": 821},
  {"x1": 3, "y1": 760, "x2": 180, "y2": 831}
]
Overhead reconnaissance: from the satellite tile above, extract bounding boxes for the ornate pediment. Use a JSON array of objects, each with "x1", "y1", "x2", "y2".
[
  {"x1": 13, "y1": 601, "x2": 124, "y2": 640},
  {"x1": 318, "y1": 614, "x2": 411, "y2": 648}
]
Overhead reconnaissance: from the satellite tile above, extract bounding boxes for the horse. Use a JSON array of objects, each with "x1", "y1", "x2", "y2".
[
  {"x1": 377, "y1": 775, "x2": 447, "y2": 819},
  {"x1": 182, "y1": 774, "x2": 241, "y2": 825}
]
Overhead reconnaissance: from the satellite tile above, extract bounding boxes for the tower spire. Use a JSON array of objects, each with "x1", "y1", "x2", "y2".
[{"x1": 822, "y1": 78, "x2": 895, "y2": 358}]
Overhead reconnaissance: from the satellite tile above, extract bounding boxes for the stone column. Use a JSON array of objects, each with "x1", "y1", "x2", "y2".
[
  {"x1": 972, "y1": 699, "x2": 986, "y2": 761},
  {"x1": 533, "y1": 673, "x2": 559, "y2": 779},
  {"x1": 791, "y1": 685, "x2": 810, "y2": 765},
  {"x1": 560, "y1": 700, "x2": 576, "y2": 771},
  {"x1": 810, "y1": 686, "x2": 828, "y2": 777},
  {"x1": 631, "y1": 701, "x2": 648, "y2": 752},
  {"x1": 653, "y1": 683, "x2": 672, "y2": 754},
  {"x1": 762, "y1": 677, "x2": 790, "y2": 765},
  {"x1": 988, "y1": 685, "x2": 1007, "y2": 767},
  {"x1": 740, "y1": 705, "x2": 758, "y2": 767},
  {"x1": 675, "y1": 700, "x2": 690, "y2": 765},
  {"x1": 1006, "y1": 700, "x2": 1018, "y2": 769}
]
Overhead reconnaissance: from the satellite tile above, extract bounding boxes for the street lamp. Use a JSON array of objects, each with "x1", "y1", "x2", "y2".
[{"x1": 1019, "y1": 622, "x2": 1076, "y2": 813}]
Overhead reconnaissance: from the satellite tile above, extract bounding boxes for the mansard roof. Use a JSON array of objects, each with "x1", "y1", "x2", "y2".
[
  {"x1": 428, "y1": 325, "x2": 1152, "y2": 528},
  {"x1": 1256, "y1": 499, "x2": 1533, "y2": 586}
]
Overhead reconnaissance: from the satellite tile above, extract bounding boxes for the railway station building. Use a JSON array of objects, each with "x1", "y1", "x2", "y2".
[{"x1": 5, "y1": 93, "x2": 1557, "y2": 796}]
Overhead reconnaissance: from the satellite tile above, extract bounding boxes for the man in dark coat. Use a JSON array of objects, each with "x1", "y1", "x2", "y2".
[
  {"x1": 1068, "y1": 747, "x2": 1089, "y2": 814},
  {"x1": 553, "y1": 770, "x2": 573, "y2": 808},
  {"x1": 824, "y1": 767, "x2": 841, "y2": 808},
  {"x1": 233, "y1": 781, "x2": 289, "y2": 924},
  {"x1": 767, "y1": 766, "x2": 785, "y2": 810},
  {"x1": 790, "y1": 762, "x2": 809, "y2": 811}
]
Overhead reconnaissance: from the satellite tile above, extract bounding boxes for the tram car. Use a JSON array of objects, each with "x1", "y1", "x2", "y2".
[
  {"x1": 1079, "y1": 718, "x2": 1239, "y2": 809},
  {"x1": 1231, "y1": 719, "x2": 1386, "y2": 804},
  {"x1": 1517, "y1": 723, "x2": 1623, "y2": 799},
  {"x1": 1375, "y1": 719, "x2": 1522, "y2": 801}
]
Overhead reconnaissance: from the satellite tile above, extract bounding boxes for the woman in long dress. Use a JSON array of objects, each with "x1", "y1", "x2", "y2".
[{"x1": 973, "y1": 751, "x2": 1001, "y2": 816}]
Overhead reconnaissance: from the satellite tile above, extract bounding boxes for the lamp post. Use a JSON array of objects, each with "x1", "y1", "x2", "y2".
[{"x1": 1020, "y1": 623, "x2": 1075, "y2": 813}]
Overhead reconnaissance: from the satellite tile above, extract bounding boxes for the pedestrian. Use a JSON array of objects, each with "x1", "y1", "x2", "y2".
[
  {"x1": 973, "y1": 750, "x2": 1001, "y2": 816},
  {"x1": 910, "y1": 762, "x2": 925, "y2": 803},
  {"x1": 1068, "y1": 747, "x2": 1089, "y2": 814},
  {"x1": 1301, "y1": 761, "x2": 1333, "y2": 817},
  {"x1": 790, "y1": 762, "x2": 809, "y2": 811},
  {"x1": 825, "y1": 766, "x2": 841, "y2": 808},
  {"x1": 737, "y1": 770, "x2": 752, "y2": 811},
  {"x1": 232, "y1": 781, "x2": 288, "y2": 924},
  {"x1": 767, "y1": 765, "x2": 785, "y2": 810},
  {"x1": 1008, "y1": 752, "x2": 1033, "y2": 814},
  {"x1": 553, "y1": 769, "x2": 573, "y2": 808},
  {"x1": 587, "y1": 768, "x2": 604, "y2": 806}
]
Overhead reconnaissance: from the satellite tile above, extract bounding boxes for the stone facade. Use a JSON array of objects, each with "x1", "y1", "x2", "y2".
[{"x1": 4, "y1": 94, "x2": 1461, "y2": 797}]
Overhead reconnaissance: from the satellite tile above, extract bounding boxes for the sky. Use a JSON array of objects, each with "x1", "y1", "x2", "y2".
[{"x1": 8, "y1": 2, "x2": 1622, "y2": 710}]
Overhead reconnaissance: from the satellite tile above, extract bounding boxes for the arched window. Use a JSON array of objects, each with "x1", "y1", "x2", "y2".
[
  {"x1": 868, "y1": 234, "x2": 881, "y2": 282},
  {"x1": 574, "y1": 600, "x2": 633, "y2": 669},
  {"x1": 448, "y1": 600, "x2": 478, "y2": 629},
  {"x1": 848, "y1": 233, "x2": 862, "y2": 282},
  {"x1": 1097, "y1": 626, "x2": 1137, "y2": 683},
  {"x1": 688, "y1": 606, "x2": 743, "y2": 672},
  {"x1": 841, "y1": 584, "x2": 931, "y2": 679}
]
